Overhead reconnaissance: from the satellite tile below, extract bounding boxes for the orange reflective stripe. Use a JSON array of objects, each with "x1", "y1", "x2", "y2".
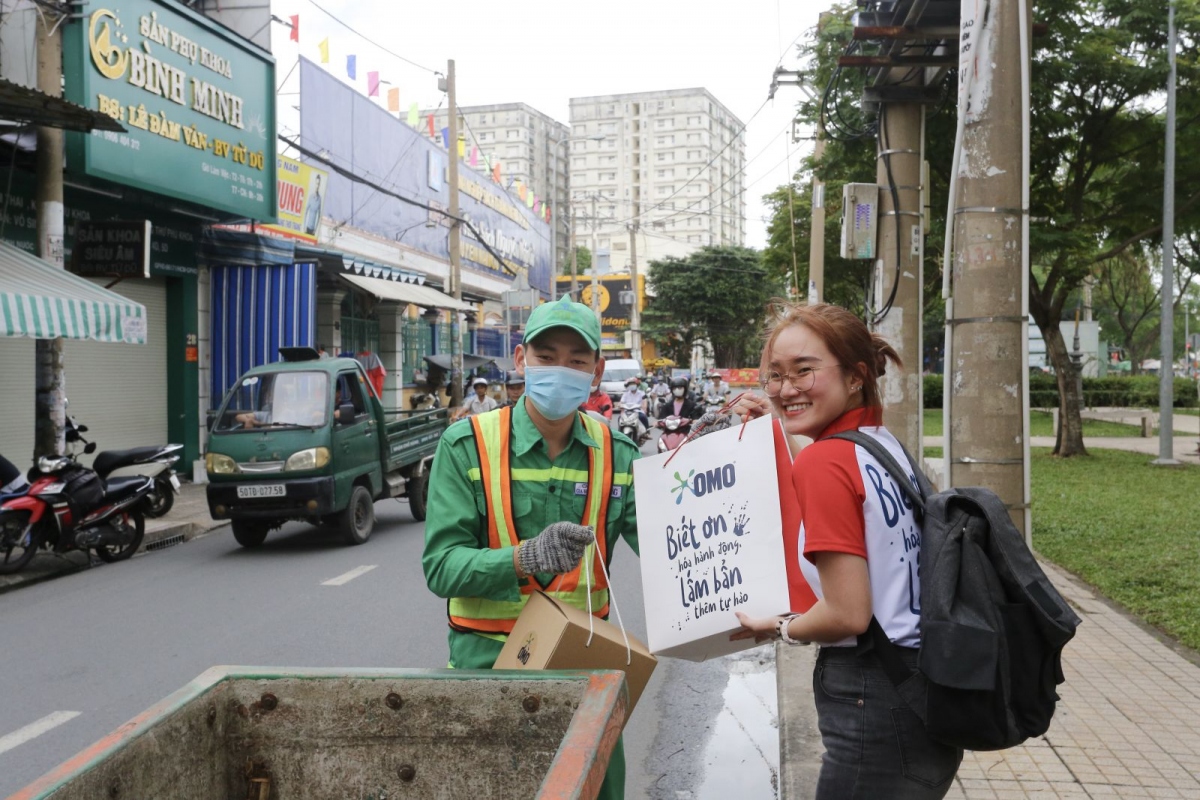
[
  {"x1": 556, "y1": 414, "x2": 612, "y2": 593},
  {"x1": 470, "y1": 414, "x2": 502, "y2": 550},
  {"x1": 449, "y1": 615, "x2": 516, "y2": 634}
]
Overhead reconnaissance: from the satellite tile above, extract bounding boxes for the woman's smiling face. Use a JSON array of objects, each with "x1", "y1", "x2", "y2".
[{"x1": 765, "y1": 323, "x2": 863, "y2": 439}]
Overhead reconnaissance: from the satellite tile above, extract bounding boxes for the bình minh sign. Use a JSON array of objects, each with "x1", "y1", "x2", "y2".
[{"x1": 64, "y1": 0, "x2": 276, "y2": 220}]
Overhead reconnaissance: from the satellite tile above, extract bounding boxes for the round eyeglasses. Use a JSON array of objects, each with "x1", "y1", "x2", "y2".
[{"x1": 760, "y1": 364, "x2": 842, "y2": 396}]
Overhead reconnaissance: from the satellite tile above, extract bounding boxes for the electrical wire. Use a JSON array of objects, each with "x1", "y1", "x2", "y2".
[
  {"x1": 869, "y1": 102, "x2": 903, "y2": 326},
  {"x1": 305, "y1": 0, "x2": 440, "y2": 76}
]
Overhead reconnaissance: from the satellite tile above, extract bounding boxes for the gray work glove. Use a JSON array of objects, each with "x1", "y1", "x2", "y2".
[
  {"x1": 691, "y1": 411, "x2": 734, "y2": 439},
  {"x1": 519, "y1": 522, "x2": 595, "y2": 575}
]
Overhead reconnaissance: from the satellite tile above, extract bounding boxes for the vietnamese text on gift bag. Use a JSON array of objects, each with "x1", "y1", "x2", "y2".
[{"x1": 633, "y1": 415, "x2": 792, "y2": 661}]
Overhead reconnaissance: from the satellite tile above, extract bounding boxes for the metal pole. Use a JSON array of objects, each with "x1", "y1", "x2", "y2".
[
  {"x1": 34, "y1": 8, "x2": 65, "y2": 460},
  {"x1": 1155, "y1": 0, "x2": 1178, "y2": 465},
  {"x1": 447, "y1": 59, "x2": 464, "y2": 410},
  {"x1": 590, "y1": 194, "x2": 600, "y2": 321},
  {"x1": 628, "y1": 222, "x2": 641, "y2": 360},
  {"x1": 569, "y1": 206, "x2": 578, "y2": 299}
]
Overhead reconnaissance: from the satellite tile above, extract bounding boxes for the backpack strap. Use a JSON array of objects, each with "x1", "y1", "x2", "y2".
[
  {"x1": 830, "y1": 429, "x2": 932, "y2": 723},
  {"x1": 827, "y1": 430, "x2": 934, "y2": 509}
]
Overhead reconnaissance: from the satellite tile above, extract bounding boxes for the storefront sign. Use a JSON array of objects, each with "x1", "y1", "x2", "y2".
[
  {"x1": 558, "y1": 274, "x2": 644, "y2": 348},
  {"x1": 64, "y1": 0, "x2": 276, "y2": 220},
  {"x1": 260, "y1": 156, "x2": 327, "y2": 243},
  {"x1": 70, "y1": 220, "x2": 152, "y2": 278}
]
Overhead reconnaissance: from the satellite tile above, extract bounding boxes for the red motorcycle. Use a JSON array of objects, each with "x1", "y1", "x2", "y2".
[
  {"x1": 0, "y1": 421, "x2": 162, "y2": 574},
  {"x1": 656, "y1": 416, "x2": 694, "y2": 453}
]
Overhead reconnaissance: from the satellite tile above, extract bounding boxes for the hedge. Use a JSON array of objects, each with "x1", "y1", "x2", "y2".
[{"x1": 922, "y1": 373, "x2": 1198, "y2": 409}]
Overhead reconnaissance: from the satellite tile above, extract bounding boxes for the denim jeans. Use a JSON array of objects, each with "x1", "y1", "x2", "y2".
[{"x1": 813, "y1": 646, "x2": 962, "y2": 800}]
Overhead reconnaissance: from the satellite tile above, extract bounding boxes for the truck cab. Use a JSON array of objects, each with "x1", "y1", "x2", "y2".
[{"x1": 205, "y1": 348, "x2": 447, "y2": 548}]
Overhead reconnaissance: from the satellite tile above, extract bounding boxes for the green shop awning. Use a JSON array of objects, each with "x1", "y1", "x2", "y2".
[{"x1": 0, "y1": 242, "x2": 146, "y2": 343}]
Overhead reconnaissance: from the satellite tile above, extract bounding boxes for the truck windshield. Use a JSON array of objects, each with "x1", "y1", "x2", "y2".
[
  {"x1": 602, "y1": 367, "x2": 640, "y2": 383},
  {"x1": 214, "y1": 371, "x2": 329, "y2": 432}
]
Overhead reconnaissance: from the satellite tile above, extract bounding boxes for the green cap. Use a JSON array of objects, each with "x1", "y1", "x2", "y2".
[{"x1": 523, "y1": 296, "x2": 601, "y2": 351}]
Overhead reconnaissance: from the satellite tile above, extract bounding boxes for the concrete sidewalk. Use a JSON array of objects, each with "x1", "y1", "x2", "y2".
[{"x1": 0, "y1": 481, "x2": 226, "y2": 594}]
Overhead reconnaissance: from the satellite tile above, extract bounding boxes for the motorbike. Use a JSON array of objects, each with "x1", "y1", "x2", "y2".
[
  {"x1": 703, "y1": 392, "x2": 728, "y2": 415},
  {"x1": 656, "y1": 416, "x2": 694, "y2": 453},
  {"x1": 88, "y1": 426, "x2": 183, "y2": 519},
  {"x1": 615, "y1": 402, "x2": 649, "y2": 445},
  {"x1": 0, "y1": 420, "x2": 173, "y2": 574}
]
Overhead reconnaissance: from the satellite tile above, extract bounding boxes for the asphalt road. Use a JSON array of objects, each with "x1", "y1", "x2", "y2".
[{"x1": 0, "y1": 482, "x2": 749, "y2": 797}]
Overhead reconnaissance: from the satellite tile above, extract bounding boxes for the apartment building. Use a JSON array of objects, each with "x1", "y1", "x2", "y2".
[
  {"x1": 567, "y1": 88, "x2": 747, "y2": 273},
  {"x1": 425, "y1": 102, "x2": 570, "y2": 271}
]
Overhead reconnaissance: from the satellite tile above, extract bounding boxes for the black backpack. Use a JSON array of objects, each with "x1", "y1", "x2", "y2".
[{"x1": 830, "y1": 431, "x2": 1082, "y2": 751}]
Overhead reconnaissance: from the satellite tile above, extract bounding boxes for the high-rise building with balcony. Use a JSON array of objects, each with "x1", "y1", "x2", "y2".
[{"x1": 567, "y1": 88, "x2": 746, "y2": 273}]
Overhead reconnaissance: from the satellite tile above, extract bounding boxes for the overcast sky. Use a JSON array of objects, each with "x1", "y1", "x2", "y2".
[{"x1": 270, "y1": 0, "x2": 832, "y2": 249}]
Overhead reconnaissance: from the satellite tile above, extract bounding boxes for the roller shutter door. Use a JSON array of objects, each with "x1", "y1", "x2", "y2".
[
  {"x1": 0, "y1": 338, "x2": 35, "y2": 467},
  {"x1": 63, "y1": 278, "x2": 168, "y2": 466}
]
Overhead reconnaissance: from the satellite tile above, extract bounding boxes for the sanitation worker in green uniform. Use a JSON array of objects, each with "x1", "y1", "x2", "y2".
[{"x1": 422, "y1": 296, "x2": 641, "y2": 799}]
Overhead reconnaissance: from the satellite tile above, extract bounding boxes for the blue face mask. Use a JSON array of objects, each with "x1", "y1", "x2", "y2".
[{"x1": 523, "y1": 366, "x2": 595, "y2": 420}]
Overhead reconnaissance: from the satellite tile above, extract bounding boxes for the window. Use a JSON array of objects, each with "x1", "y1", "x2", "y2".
[
  {"x1": 688, "y1": 116, "x2": 700, "y2": 126},
  {"x1": 656, "y1": 168, "x2": 674, "y2": 178},
  {"x1": 507, "y1": 130, "x2": 519, "y2": 139},
  {"x1": 687, "y1": 133, "x2": 701, "y2": 143},
  {"x1": 657, "y1": 185, "x2": 674, "y2": 196},
  {"x1": 600, "y1": 172, "x2": 616, "y2": 181},
  {"x1": 336, "y1": 372, "x2": 368, "y2": 419}
]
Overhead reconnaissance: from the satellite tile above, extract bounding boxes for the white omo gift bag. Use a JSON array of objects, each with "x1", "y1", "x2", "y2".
[{"x1": 633, "y1": 415, "x2": 791, "y2": 661}]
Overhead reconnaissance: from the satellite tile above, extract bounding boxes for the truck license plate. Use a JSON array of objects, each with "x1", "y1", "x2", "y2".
[{"x1": 237, "y1": 484, "x2": 285, "y2": 499}]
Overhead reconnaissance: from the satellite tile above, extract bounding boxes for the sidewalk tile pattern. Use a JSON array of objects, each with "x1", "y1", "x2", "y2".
[{"x1": 946, "y1": 562, "x2": 1200, "y2": 799}]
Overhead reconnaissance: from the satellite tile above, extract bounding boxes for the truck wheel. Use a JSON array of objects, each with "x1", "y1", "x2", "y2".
[
  {"x1": 232, "y1": 520, "x2": 270, "y2": 548},
  {"x1": 340, "y1": 485, "x2": 374, "y2": 546},
  {"x1": 408, "y1": 472, "x2": 429, "y2": 522}
]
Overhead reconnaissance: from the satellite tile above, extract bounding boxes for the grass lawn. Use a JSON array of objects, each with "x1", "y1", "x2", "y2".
[
  {"x1": 923, "y1": 409, "x2": 1193, "y2": 438},
  {"x1": 1033, "y1": 449, "x2": 1200, "y2": 650}
]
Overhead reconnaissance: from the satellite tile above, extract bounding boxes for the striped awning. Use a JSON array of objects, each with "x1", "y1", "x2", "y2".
[{"x1": 0, "y1": 241, "x2": 147, "y2": 344}]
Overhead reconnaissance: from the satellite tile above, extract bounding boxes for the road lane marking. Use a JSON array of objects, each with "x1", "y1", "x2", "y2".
[
  {"x1": 0, "y1": 711, "x2": 81, "y2": 756},
  {"x1": 321, "y1": 565, "x2": 378, "y2": 586}
]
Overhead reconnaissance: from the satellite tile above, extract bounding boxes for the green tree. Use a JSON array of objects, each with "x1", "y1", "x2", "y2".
[
  {"x1": 645, "y1": 246, "x2": 782, "y2": 368},
  {"x1": 765, "y1": 0, "x2": 1200, "y2": 455}
]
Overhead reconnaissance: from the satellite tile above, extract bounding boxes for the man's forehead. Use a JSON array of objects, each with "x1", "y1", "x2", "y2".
[{"x1": 528, "y1": 328, "x2": 593, "y2": 353}]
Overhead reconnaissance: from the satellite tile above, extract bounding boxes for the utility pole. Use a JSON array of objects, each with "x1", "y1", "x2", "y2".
[
  {"x1": 445, "y1": 59, "x2": 464, "y2": 409},
  {"x1": 874, "y1": 87, "x2": 924, "y2": 457},
  {"x1": 34, "y1": 7, "x2": 65, "y2": 459},
  {"x1": 1154, "y1": 0, "x2": 1179, "y2": 466},
  {"x1": 570, "y1": 206, "x2": 578, "y2": 299},
  {"x1": 945, "y1": 0, "x2": 1031, "y2": 535},
  {"x1": 628, "y1": 222, "x2": 641, "y2": 361},
  {"x1": 589, "y1": 194, "x2": 600, "y2": 321},
  {"x1": 807, "y1": 123, "x2": 826, "y2": 304}
]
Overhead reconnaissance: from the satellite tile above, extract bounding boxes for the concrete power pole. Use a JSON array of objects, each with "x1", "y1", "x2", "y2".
[
  {"x1": 807, "y1": 124, "x2": 826, "y2": 305},
  {"x1": 446, "y1": 59, "x2": 464, "y2": 409},
  {"x1": 34, "y1": 8, "x2": 65, "y2": 459},
  {"x1": 946, "y1": 0, "x2": 1031, "y2": 535},
  {"x1": 874, "y1": 93, "x2": 924, "y2": 457},
  {"x1": 628, "y1": 222, "x2": 641, "y2": 360}
]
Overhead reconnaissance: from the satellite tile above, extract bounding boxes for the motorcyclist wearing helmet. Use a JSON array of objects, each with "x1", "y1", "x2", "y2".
[
  {"x1": 620, "y1": 376, "x2": 649, "y2": 430},
  {"x1": 657, "y1": 376, "x2": 703, "y2": 421}
]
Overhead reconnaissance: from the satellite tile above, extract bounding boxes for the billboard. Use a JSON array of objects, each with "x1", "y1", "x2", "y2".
[
  {"x1": 299, "y1": 58, "x2": 552, "y2": 296},
  {"x1": 63, "y1": 0, "x2": 276, "y2": 220},
  {"x1": 557, "y1": 274, "x2": 645, "y2": 351},
  {"x1": 261, "y1": 156, "x2": 328, "y2": 243}
]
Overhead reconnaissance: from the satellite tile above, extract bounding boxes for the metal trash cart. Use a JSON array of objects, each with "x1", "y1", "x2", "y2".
[{"x1": 11, "y1": 666, "x2": 627, "y2": 800}]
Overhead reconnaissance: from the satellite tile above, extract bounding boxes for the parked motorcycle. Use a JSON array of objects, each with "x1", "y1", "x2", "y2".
[
  {"x1": 90, "y1": 433, "x2": 183, "y2": 519},
  {"x1": 656, "y1": 416, "x2": 694, "y2": 454},
  {"x1": 0, "y1": 421, "x2": 173, "y2": 574},
  {"x1": 615, "y1": 402, "x2": 649, "y2": 445}
]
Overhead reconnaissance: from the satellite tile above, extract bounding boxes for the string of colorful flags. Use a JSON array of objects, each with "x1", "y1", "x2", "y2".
[{"x1": 286, "y1": 14, "x2": 552, "y2": 224}]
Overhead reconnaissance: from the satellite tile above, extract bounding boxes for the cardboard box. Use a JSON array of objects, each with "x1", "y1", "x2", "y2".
[
  {"x1": 633, "y1": 415, "x2": 796, "y2": 661},
  {"x1": 494, "y1": 591, "x2": 658, "y2": 718}
]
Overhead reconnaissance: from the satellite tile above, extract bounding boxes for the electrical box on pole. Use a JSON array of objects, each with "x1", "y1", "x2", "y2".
[{"x1": 840, "y1": 183, "x2": 880, "y2": 259}]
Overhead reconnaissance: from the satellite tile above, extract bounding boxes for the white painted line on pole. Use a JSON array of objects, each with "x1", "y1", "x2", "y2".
[
  {"x1": 321, "y1": 565, "x2": 378, "y2": 586},
  {"x1": 0, "y1": 711, "x2": 81, "y2": 756}
]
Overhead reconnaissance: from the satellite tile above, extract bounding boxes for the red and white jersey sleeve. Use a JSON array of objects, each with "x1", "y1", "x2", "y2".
[{"x1": 791, "y1": 409, "x2": 923, "y2": 648}]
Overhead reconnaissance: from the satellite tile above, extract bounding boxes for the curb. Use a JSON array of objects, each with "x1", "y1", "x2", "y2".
[{"x1": 776, "y1": 643, "x2": 823, "y2": 799}]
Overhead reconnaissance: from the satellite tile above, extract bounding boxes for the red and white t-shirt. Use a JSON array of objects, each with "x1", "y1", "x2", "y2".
[{"x1": 792, "y1": 406, "x2": 922, "y2": 648}]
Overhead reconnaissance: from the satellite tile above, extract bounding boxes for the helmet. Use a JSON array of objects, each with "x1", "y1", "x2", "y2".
[
  {"x1": 709, "y1": 371, "x2": 722, "y2": 379},
  {"x1": 669, "y1": 376, "x2": 689, "y2": 390},
  {"x1": 625, "y1": 377, "x2": 639, "y2": 386}
]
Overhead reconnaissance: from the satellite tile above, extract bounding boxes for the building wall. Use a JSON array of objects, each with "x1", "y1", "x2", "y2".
[
  {"x1": 426, "y1": 103, "x2": 570, "y2": 274},
  {"x1": 568, "y1": 88, "x2": 747, "y2": 272}
]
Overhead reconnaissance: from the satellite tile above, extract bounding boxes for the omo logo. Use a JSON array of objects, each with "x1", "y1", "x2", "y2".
[{"x1": 670, "y1": 464, "x2": 737, "y2": 505}]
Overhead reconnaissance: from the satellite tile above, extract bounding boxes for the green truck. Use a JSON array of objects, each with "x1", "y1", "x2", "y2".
[{"x1": 205, "y1": 348, "x2": 448, "y2": 547}]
